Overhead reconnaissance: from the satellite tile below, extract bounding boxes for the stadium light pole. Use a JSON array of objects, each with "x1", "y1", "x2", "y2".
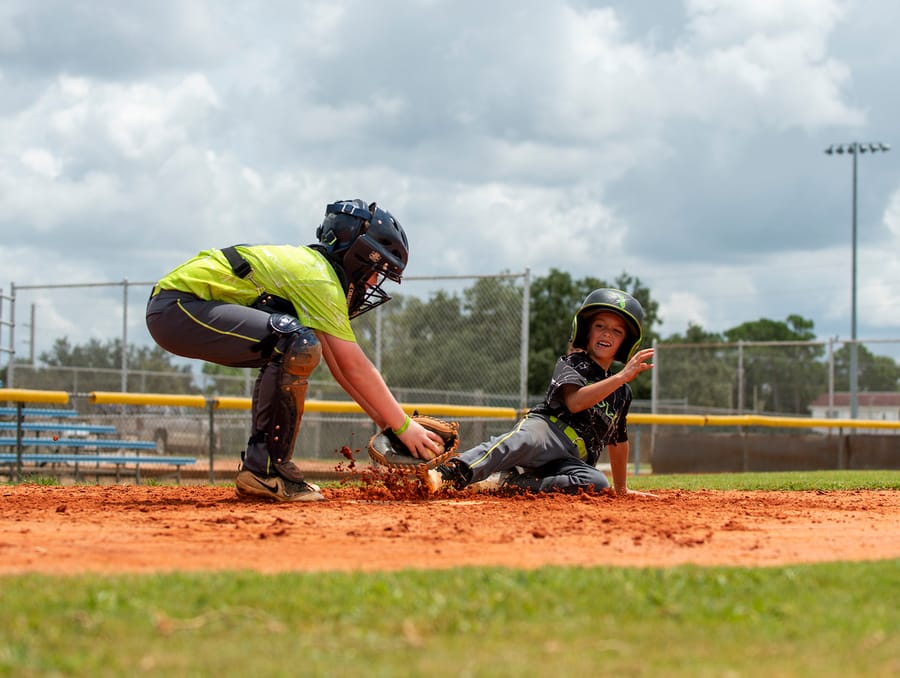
[{"x1": 824, "y1": 141, "x2": 891, "y2": 418}]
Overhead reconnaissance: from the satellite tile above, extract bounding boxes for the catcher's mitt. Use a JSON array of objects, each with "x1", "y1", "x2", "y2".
[{"x1": 368, "y1": 414, "x2": 460, "y2": 470}]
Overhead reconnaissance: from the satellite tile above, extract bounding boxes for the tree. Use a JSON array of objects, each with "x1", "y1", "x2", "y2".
[
  {"x1": 724, "y1": 315, "x2": 826, "y2": 414},
  {"x1": 28, "y1": 337, "x2": 196, "y2": 393},
  {"x1": 658, "y1": 324, "x2": 734, "y2": 411},
  {"x1": 458, "y1": 276, "x2": 523, "y2": 395},
  {"x1": 200, "y1": 363, "x2": 252, "y2": 396},
  {"x1": 380, "y1": 291, "x2": 467, "y2": 392},
  {"x1": 833, "y1": 343, "x2": 900, "y2": 392},
  {"x1": 381, "y1": 279, "x2": 523, "y2": 400}
]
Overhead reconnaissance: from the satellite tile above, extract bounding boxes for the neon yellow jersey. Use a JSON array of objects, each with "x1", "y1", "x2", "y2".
[{"x1": 155, "y1": 245, "x2": 355, "y2": 342}]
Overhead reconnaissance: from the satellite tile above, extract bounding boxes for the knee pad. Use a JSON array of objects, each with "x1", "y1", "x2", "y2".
[
  {"x1": 278, "y1": 330, "x2": 322, "y2": 377},
  {"x1": 268, "y1": 314, "x2": 322, "y2": 376}
]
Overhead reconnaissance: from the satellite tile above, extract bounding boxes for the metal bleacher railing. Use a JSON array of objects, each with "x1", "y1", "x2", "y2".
[{"x1": 0, "y1": 389, "x2": 196, "y2": 483}]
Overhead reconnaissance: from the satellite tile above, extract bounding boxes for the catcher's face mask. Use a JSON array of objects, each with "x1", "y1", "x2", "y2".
[{"x1": 317, "y1": 200, "x2": 409, "y2": 318}]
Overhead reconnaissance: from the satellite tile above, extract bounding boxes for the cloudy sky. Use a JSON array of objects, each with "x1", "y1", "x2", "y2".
[{"x1": 2, "y1": 0, "x2": 900, "y2": 361}]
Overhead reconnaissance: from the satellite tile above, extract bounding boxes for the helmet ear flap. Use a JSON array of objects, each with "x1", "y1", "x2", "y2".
[
  {"x1": 317, "y1": 200, "x2": 370, "y2": 253},
  {"x1": 569, "y1": 309, "x2": 595, "y2": 351}
]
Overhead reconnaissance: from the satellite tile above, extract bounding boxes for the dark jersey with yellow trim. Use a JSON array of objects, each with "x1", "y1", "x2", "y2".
[{"x1": 529, "y1": 351, "x2": 632, "y2": 465}]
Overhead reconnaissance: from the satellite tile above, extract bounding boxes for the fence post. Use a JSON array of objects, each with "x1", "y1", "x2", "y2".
[
  {"x1": 741, "y1": 429, "x2": 749, "y2": 472},
  {"x1": 0, "y1": 288, "x2": 9, "y2": 388},
  {"x1": 3, "y1": 283, "x2": 16, "y2": 388},
  {"x1": 650, "y1": 338, "x2": 658, "y2": 467},
  {"x1": 837, "y1": 427, "x2": 848, "y2": 470},
  {"x1": 827, "y1": 337, "x2": 835, "y2": 421},
  {"x1": 519, "y1": 268, "x2": 530, "y2": 411},
  {"x1": 121, "y1": 279, "x2": 129, "y2": 392},
  {"x1": 208, "y1": 401, "x2": 217, "y2": 484},
  {"x1": 14, "y1": 401, "x2": 24, "y2": 481},
  {"x1": 633, "y1": 426, "x2": 640, "y2": 476},
  {"x1": 374, "y1": 304, "x2": 383, "y2": 372}
]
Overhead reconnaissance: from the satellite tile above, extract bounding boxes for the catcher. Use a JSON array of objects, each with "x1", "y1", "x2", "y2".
[
  {"x1": 146, "y1": 199, "x2": 446, "y2": 503},
  {"x1": 370, "y1": 289, "x2": 658, "y2": 497}
]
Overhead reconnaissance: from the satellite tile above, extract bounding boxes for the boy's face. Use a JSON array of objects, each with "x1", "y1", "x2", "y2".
[{"x1": 584, "y1": 311, "x2": 627, "y2": 366}]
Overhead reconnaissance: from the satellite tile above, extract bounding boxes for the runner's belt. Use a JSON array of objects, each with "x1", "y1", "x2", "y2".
[{"x1": 548, "y1": 415, "x2": 588, "y2": 460}]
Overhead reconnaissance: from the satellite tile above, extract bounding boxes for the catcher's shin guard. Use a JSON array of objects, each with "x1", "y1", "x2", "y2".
[{"x1": 243, "y1": 317, "x2": 321, "y2": 483}]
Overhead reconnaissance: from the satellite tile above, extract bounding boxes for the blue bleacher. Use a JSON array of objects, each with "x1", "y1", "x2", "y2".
[
  {"x1": 0, "y1": 437, "x2": 158, "y2": 450},
  {"x1": 0, "y1": 407, "x2": 80, "y2": 418},
  {"x1": 0, "y1": 422, "x2": 118, "y2": 434},
  {"x1": 0, "y1": 452, "x2": 195, "y2": 466},
  {"x1": 0, "y1": 406, "x2": 196, "y2": 482}
]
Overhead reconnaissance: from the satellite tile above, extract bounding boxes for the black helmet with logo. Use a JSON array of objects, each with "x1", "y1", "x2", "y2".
[
  {"x1": 315, "y1": 199, "x2": 409, "y2": 318},
  {"x1": 570, "y1": 288, "x2": 644, "y2": 363}
]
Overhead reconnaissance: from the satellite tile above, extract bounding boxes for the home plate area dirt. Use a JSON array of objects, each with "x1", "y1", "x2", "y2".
[{"x1": 2, "y1": 466, "x2": 898, "y2": 575}]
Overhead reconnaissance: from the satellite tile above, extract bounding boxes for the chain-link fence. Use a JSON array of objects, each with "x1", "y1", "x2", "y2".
[
  {"x1": 652, "y1": 338, "x2": 900, "y2": 420},
  {"x1": 1, "y1": 274, "x2": 530, "y2": 461},
  {"x1": 4, "y1": 277, "x2": 900, "y2": 470},
  {"x1": 2, "y1": 273, "x2": 530, "y2": 398}
]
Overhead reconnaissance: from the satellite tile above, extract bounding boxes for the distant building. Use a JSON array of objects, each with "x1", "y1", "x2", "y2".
[{"x1": 809, "y1": 392, "x2": 900, "y2": 434}]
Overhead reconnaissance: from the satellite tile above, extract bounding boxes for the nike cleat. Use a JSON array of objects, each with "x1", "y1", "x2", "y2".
[{"x1": 235, "y1": 469, "x2": 325, "y2": 502}]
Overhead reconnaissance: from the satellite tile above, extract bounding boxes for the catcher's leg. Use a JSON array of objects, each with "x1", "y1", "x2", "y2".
[
  {"x1": 148, "y1": 294, "x2": 323, "y2": 501},
  {"x1": 240, "y1": 314, "x2": 322, "y2": 484},
  {"x1": 146, "y1": 290, "x2": 272, "y2": 367}
]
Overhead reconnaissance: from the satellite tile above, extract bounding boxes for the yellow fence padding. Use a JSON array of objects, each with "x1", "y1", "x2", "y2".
[
  {"x1": 1, "y1": 389, "x2": 897, "y2": 431},
  {"x1": 88, "y1": 392, "x2": 208, "y2": 408},
  {"x1": 0, "y1": 388, "x2": 70, "y2": 405}
]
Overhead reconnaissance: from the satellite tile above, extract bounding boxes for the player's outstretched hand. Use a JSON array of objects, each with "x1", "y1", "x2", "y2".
[
  {"x1": 616, "y1": 488, "x2": 660, "y2": 499},
  {"x1": 620, "y1": 347, "x2": 654, "y2": 382}
]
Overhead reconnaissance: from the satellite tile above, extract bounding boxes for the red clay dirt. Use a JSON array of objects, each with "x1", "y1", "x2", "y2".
[{"x1": 1, "y1": 463, "x2": 898, "y2": 574}]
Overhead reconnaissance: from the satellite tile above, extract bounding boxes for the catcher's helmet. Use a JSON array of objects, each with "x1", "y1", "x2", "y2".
[
  {"x1": 315, "y1": 199, "x2": 409, "y2": 318},
  {"x1": 570, "y1": 288, "x2": 644, "y2": 363}
]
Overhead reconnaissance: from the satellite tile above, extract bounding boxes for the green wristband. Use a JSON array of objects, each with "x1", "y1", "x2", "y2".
[{"x1": 393, "y1": 414, "x2": 411, "y2": 435}]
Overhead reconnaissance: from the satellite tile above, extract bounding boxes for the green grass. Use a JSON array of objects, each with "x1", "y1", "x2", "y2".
[
  {"x1": 5, "y1": 474, "x2": 61, "y2": 486},
  {"x1": 628, "y1": 469, "x2": 900, "y2": 491},
  {"x1": 1, "y1": 563, "x2": 897, "y2": 677},
  {"x1": 1, "y1": 470, "x2": 898, "y2": 676}
]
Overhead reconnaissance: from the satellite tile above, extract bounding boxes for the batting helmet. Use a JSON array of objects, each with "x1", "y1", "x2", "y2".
[
  {"x1": 570, "y1": 288, "x2": 644, "y2": 363},
  {"x1": 315, "y1": 199, "x2": 409, "y2": 318}
]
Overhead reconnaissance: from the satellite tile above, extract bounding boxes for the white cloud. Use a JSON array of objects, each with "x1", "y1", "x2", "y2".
[
  {"x1": 19, "y1": 147, "x2": 61, "y2": 178},
  {"x1": 863, "y1": 190, "x2": 900, "y2": 329},
  {"x1": 658, "y1": 291, "x2": 712, "y2": 335},
  {"x1": 885, "y1": 187, "x2": 900, "y2": 238},
  {"x1": 685, "y1": 0, "x2": 847, "y2": 45}
]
